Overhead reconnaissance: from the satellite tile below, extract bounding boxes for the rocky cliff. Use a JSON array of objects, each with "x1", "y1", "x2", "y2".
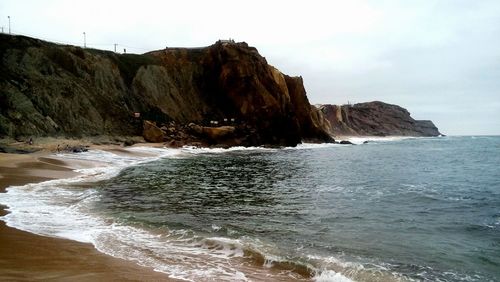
[
  {"x1": 318, "y1": 101, "x2": 441, "y2": 137},
  {"x1": 0, "y1": 34, "x2": 333, "y2": 146}
]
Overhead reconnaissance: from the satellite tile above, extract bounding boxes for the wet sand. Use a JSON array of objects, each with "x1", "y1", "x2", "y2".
[
  {"x1": 0, "y1": 151, "x2": 176, "y2": 281},
  {"x1": 0, "y1": 143, "x2": 314, "y2": 282}
]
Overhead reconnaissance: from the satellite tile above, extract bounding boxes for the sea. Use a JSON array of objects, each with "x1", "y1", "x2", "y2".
[{"x1": 0, "y1": 136, "x2": 499, "y2": 281}]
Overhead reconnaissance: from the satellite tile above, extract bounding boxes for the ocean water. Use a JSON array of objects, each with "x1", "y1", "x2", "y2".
[{"x1": 1, "y1": 136, "x2": 499, "y2": 281}]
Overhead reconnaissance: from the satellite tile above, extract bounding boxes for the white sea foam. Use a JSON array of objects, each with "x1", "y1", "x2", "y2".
[
  {"x1": 92, "y1": 222, "x2": 252, "y2": 280},
  {"x1": 200, "y1": 237, "x2": 245, "y2": 258},
  {"x1": 292, "y1": 137, "x2": 415, "y2": 149},
  {"x1": 341, "y1": 136, "x2": 415, "y2": 145},
  {"x1": 0, "y1": 145, "x2": 365, "y2": 281},
  {"x1": 182, "y1": 143, "x2": 344, "y2": 153},
  {"x1": 291, "y1": 143, "x2": 342, "y2": 150},
  {"x1": 181, "y1": 145, "x2": 278, "y2": 154},
  {"x1": 314, "y1": 270, "x2": 354, "y2": 282},
  {"x1": 0, "y1": 147, "x2": 275, "y2": 281},
  {"x1": 0, "y1": 148, "x2": 178, "y2": 241},
  {"x1": 306, "y1": 254, "x2": 413, "y2": 282}
]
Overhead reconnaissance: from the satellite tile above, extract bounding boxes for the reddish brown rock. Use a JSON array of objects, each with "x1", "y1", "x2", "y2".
[
  {"x1": 318, "y1": 101, "x2": 441, "y2": 137},
  {"x1": 2, "y1": 34, "x2": 440, "y2": 144},
  {"x1": 284, "y1": 75, "x2": 333, "y2": 142},
  {"x1": 0, "y1": 34, "x2": 333, "y2": 146},
  {"x1": 189, "y1": 124, "x2": 236, "y2": 142},
  {"x1": 142, "y1": 120, "x2": 164, "y2": 143}
]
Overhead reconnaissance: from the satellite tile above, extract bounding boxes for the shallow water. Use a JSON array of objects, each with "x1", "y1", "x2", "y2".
[{"x1": 1, "y1": 137, "x2": 499, "y2": 281}]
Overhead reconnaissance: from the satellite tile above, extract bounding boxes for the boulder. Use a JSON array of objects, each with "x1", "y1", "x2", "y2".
[
  {"x1": 189, "y1": 124, "x2": 236, "y2": 142},
  {"x1": 203, "y1": 126, "x2": 236, "y2": 141},
  {"x1": 143, "y1": 120, "x2": 164, "y2": 143}
]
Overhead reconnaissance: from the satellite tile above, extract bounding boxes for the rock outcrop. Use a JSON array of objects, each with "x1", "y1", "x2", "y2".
[
  {"x1": 142, "y1": 120, "x2": 164, "y2": 143},
  {"x1": 0, "y1": 34, "x2": 333, "y2": 146},
  {"x1": 318, "y1": 101, "x2": 441, "y2": 137}
]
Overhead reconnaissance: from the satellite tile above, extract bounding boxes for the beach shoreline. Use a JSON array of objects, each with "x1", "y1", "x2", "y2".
[
  {"x1": 0, "y1": 143, "x2": 176, "y2": 281},
  {"x1": 0, "y1": 136, "x2": 424, "y2": 281},
  {"x1": 0, "y1": 140, "x2": 323, "y2": 282}
]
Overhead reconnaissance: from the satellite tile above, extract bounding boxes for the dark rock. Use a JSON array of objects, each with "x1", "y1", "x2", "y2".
[
  {"x1": 142, "y1": 120, "x2": 164, "y2": 143},
  {"x1": 55, "y1": 144, "x2": 89, "y2": 153},
  {"x1": 318, "y1": 101, "x2": 441, "y2": 137},
  {"x1": 284, "y1": 75, "x2": 334, "y2": 143},
  {"x1": 0, "y1": 34, "x2": 332, "y2": 146},
  {"x1": 189, "y1": 124, "x2": 238, "y2": 145},
  {"x1": 71, "y1": 146, "x2": 88, "y2": 153},
  {"x1": 123, "y1": 139, "x2": 135, "y2": 146},
  {"x1": 339, "y1": 140, "x2": 354, "y2": 145}
]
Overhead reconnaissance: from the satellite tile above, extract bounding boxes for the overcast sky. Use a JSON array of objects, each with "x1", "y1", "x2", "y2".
[{"x1": 1, "y1": 0, "x2": 499, "y2": 135}]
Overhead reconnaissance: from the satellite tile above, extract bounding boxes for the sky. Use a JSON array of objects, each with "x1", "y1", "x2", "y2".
[{"x1": 1, "y1": 0, "x2": 499, "y2": 135}]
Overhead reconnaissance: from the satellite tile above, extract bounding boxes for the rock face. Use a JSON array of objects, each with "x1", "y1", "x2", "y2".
[
  {"x1": 142, "y1": 120, "x2": 164, "y2": 143},
  {"x1": 318, "y1": 101, "x2": 441, "y2": 137},
  {"x1": 0, "y1": 34, "x2": 333, "y2": 146},
  {"x1": 284, "y1": 75, "x2": 333, "y2": 142}
]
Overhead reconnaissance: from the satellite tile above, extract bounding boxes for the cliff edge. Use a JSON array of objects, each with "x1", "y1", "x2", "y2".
[
  {"x1": 0, "y1": 34, "x2": 332, "y2": 146},
  {"x1": 318, "y1": 101, "x2": 441, "y2": 137}
]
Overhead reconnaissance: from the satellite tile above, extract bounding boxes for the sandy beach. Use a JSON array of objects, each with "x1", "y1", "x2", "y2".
[{"x1": 0, "y1": 145, "x2": 176, "y2": 281}]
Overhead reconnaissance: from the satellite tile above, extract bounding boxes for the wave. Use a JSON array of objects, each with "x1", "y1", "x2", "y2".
[
  {"x1": 1, "y1": 144, "x2": 472, "y2": 281},
  {"x1": 340, "y1": 136, "x2": 416, "y2": 145},
  {"x1": 291, "y1": 143, "x2": 342, "y2": 150},
  {"x1": 0, "y1": 175, "x2": 353, "y2": 280},
  {"x1": 0, "y1": 148, "x2": 253, "y2": 280},
  {"x1": 181, "y1": 145, "x2": 279, "y2": 154},
  {"x1": 313, "y1": 270, "x2": 355, "y2": 282},
  {"x1": 0, "y1": 148, "x2": 180, "y2": 241},
  {"x1": 0, "y1": 147, "x2": 355, "y2": 281}
]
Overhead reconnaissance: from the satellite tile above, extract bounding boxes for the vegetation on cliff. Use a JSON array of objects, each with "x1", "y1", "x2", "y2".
[
  {"x1": 0, "y1": 34, "x2": 332, "y2": 146},
  {"x1": 1, "y1": 34, "x2": 441, "y2": 146}
]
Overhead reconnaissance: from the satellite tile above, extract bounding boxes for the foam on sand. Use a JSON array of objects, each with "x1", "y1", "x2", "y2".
[
  {"x1": 1, "y1": 145, "x2": 405, "y2": 281},
  {"x1": 0, "y1": 147, "x2": 307, "y2": 280}
]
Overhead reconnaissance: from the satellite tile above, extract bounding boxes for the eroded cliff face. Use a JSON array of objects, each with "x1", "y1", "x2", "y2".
[
  {"x1": 0, "y1": 34, "x2": 333, "y2": 146},
  {"x1": 318, "y1": 101, "x2": 441, "y2": 137},
  {"x1": 284, "y1": 75, "x2": 332, "y2": 142}
]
